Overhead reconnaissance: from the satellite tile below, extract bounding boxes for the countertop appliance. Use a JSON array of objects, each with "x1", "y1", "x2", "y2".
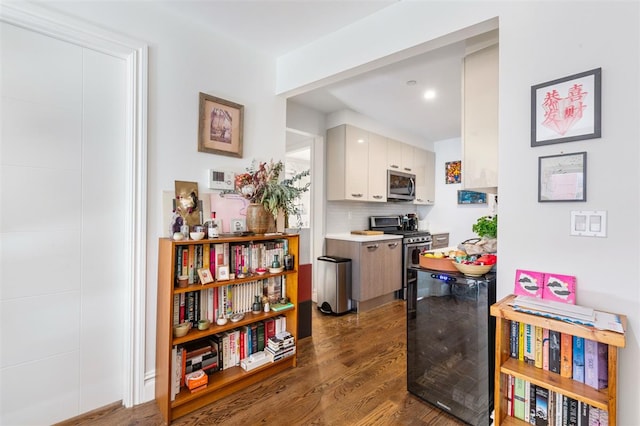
[
  {"x1": 369, "y1": 215, "x2": 431, "y2": 299},
  {"x1": 407, "y1": 267, "x2": 496, "y2": 426},
  {"x1": 387, "y1": 170, "x2": 415, "y2": 201}
]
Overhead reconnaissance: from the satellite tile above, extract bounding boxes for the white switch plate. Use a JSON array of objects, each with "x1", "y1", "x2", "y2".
[{"x1": 570, "y1": 210, "x2": 607, "y2": 237}]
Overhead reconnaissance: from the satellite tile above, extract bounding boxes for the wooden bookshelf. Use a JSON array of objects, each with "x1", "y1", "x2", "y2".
[
  {"x1": 490, "y1": 294, "x2": 626, "y2": 426},
  {"x1": 155, "y1": 234, "x2": 299, "y2": 424}
]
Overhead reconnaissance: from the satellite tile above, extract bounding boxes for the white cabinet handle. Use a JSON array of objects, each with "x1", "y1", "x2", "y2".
[{"x1": 366, "y1": 244, "x2": 379, "y2": 249}]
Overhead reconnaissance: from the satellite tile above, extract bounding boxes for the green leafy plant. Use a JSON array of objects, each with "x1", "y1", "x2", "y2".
[{"x1": 472, "y1": 215, "x2": 497, "y2": 239}]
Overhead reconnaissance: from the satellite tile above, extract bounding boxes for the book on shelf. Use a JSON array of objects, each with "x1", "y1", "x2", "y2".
[
  {"x1": 510, "y1": 320, "x2": 519, "y2": 358},
  {"x1": 518, "y1": 322, "x2": 525, "y2": 361},
  {"x1": 506, "y1": 375, "x2": 513, "y2": 417},
  {"x1": 524, "y1": 324, "x2": 535, "y2": 365},
  {"x1": 548, "y1": 330, "x2": 561, "y2": 374},
  {"x1": 567, "y1": 396, "x2": 578, "y2": 426},
  {"x1": 542, "y1": 328, "x2": 550, "y2": 371},
  {"x1": 546, "y1": 390, "x2": 554, "y2": 426},
  {"x1": 523, "y1": 380, "x2": 530, "y2": 423},
  {"x1": 257, "y1": 322, "x2": 266, "y2": 352},
  {"x1": 270, "y1": 301, "x2": 294, "y2": 312},
  {"x1": 529, "y1": 382, "x2": 537, "y2": 425},
  {"x1": 535, "y1": 386, "x2": 549, "y2": 426},
  {"x1": 560, "y1": 333, "x2": 573, "y2": 378},
  {"x1": 584, "y1": 339, "x2": 608, "y2": 390},
  {"x1": 534, "y1": 326, "x2": 543, "y2": 369},
  {"x1": 514, "y1": 377, "x2": 526, "y2": 420},
  {"x1": 572, "y1": 336, "x2": 585, "y2": 383}
]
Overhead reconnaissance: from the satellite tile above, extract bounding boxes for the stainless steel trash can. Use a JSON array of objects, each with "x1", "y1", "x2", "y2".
[{"x1": 317, "y1": 255, "x2": 352, "y2": 315}]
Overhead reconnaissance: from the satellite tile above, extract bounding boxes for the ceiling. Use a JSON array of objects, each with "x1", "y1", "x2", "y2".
[{"x1": 156, "y1": 1, "x2": 469, "y2": 144}]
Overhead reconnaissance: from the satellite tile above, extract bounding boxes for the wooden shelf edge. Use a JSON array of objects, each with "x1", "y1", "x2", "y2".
[
  {"x1": 500, "y1": 358, "x2": 608, "y2": 410},
  {"x1": 491, "y1": 295, "x2": 626, "y2": 348},
  {"x1": 172, "y1": 307, "x2": 295, "y2": 345}
]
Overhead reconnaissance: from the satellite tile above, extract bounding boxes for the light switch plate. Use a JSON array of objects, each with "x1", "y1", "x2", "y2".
[{"x1": 570, "y1": 210, "x2": 607, "y2": 237}]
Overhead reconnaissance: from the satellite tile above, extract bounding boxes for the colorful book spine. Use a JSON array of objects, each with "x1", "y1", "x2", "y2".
[
  {"x1": 542, "y1": 328, "x2": 550, "y2": 371},
  {"x1": 529, "y1": 382, "x2": 537, "y2": 425},
  {"x1": 584, "y1": 339, "x2": 608, "y2": 389},
  {"x1": 535, "y1": 386, "x2": 549, "y2": 426},
  {"x1": 514, "y1": 377, "x2": 526, "y2": 420},
  {"x1": 549, "y1": 330, "x2": 561, "y2": 374},
  {"x1": 535, "y1": 326, "x2": 543, "y2": 369},
  {"x1": 560, "y1": 333, "x2": 573, "y2": 378},
  {"x1": 524, "y1": 324, "x2": 535, "y2": 365},
  {"x1": 509, "y1": 321, "x2": 519, "y2": 359},
  {"x1": 572, "y1": 336, "x2": 585, "y2": 383},
  {"x1": 518, "y1": 322, "x2": 525, "y2": 361},
  {"x1": 524, "y1": 380, "x2": 531, "y2": 423}
]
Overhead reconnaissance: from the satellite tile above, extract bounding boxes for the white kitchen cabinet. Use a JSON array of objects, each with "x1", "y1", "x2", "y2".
[
  {"x1": 367, "y1": 132, "x2": 387, "y2": 201},
  {"x1": 327, "y1": 124, "x2": 387, "y2": 202},
  {"x1": 462, "y1": 43, "x2": 498, "y2": 193},
  {"x1": 387, "y1": 138, "x2": 415, "y2": 173},
  {"x1": 326, "y1": 236, "x2": 402, "y2": 312},
  {"x1": 414, "y1": 148, "x2": 435, "y2": 205}
]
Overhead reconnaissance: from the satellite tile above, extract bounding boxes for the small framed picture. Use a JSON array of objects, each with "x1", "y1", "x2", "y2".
[
  {"x1": 216, "y1": 265, "x2": 230, "y2": 281},
  {"x1": 197, "y1": 268, "x2": 214, "y2": 284},
  {"x1": 231, "y1": 218, "x2": 246, "y2": 233},
  {"x1": 457, "y1": 190, "x2": 487, "y2": 205},
  {"x1": 538, "y1": 152, "x2": 587, "y2": 202}
]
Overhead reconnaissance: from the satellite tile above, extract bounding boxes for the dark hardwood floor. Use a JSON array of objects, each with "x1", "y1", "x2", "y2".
[{"x1": 57, "y1": 301, "x2": 465, "y2": 425}]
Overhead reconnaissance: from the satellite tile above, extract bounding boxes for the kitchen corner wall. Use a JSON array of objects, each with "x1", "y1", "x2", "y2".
[{"x1": 420, "y1": 137, "x2": 496, "y2": 247}]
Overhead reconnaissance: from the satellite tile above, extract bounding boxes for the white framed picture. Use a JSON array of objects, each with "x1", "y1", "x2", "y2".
[
  {"x1": 197, "y1": 267, "x2": 214, "y2": 284},
  {"x1": 231, "y1": 218, "x2": 246, "y2": 232},
  {"x1": 217, "y1": 265, "x2": 230, "y2": 281}
]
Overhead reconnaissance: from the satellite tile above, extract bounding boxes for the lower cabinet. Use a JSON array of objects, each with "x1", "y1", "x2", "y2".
[
  {"x1": 431, "y1": 232, "x2": 450, "y2": 249},
  {"x1": 326, "y1": 237, "x2": 402, "y2": 311}
]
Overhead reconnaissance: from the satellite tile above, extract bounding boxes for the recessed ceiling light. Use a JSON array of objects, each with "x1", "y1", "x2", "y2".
[
  {"x1": 406, "y1": 80, "x2": 417, "y2": 86},
  {"x1": 423, "y1": 89, "x2": 437, "y2": 100}
]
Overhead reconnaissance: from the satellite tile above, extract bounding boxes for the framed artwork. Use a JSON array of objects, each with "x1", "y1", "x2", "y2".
[
  {"x1": 174, "y1": 180, "x2": 200, "y2": 228},
  {"x1": 216, "y1": 265, "x2": 230, "y2": 281},
  {"x1": 457, "y1": 190, "x2": 487, "y2": 205},
  {"x1": 197, "y1": 268, "x2": 214, "y2": 284},
  {"x1": 198, "y1": 92, "x2": 244, "y2": 158},
  {"x1": 231, "y1": 218, "x2": 246, "y2": 233},
  {"x1": 531, "y1": 68, "x2": 601, "y2": 147},
  {"x1": 445, "y1": 161, "x2": 461, "y2": 184},
  {"x1": 538, "y1": 152, "x2": 586, "y2": 202}
]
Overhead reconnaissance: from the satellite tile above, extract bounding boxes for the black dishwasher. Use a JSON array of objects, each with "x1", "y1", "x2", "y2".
[{"x1": 407, "y1": 267, "x2": 496, "y2": 426}]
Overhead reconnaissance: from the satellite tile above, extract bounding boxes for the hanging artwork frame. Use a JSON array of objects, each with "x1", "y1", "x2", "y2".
[
  {"x1": 538, "y1": 152, "x2": 587, "y2": 202},
  {"x1": 531, "y1": 68, "x2": 601, "y2": 147},
  {"x1": 198, "y1": 92, "x2": 244, "y2": 158},
  {"x1": 445, "y1": 161, "x2": 461, "y2": 184}
]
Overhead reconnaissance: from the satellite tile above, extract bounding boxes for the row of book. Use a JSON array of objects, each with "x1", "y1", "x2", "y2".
[
  {"x1": 172, "y1": 277, "x2": 286, "y2": 327},
  {"x1": 170, "y1": 315, "x2": 289, "y2": 400},
  {"x1": 175, "y1": 240, "x2": 287, "y2": 286},
  {"x1": 506, "y1": 375, "x2": 608, "y2": 426},
  {"x1": 509, "y1": 320, "x2": 608, "y2": 390}
]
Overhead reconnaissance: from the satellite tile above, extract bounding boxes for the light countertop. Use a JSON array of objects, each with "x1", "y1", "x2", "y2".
[{"x1": 325, "y1": 233, "x2": 403, "y2": 243}]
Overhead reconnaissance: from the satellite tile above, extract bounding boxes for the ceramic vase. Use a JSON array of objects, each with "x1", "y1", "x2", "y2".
[{"x1": 246, "y1": 203, "x2": 270, "y2": 234}]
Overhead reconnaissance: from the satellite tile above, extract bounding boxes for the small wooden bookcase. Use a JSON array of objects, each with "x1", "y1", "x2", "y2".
[
  {"x1": 155, "y1": 234, "x2": 299, "y2": 424},
  {"x1": 490, "y1": 295, "x2": 626, "y2": 426}
]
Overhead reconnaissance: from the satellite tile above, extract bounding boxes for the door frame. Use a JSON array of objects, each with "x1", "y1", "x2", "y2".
[{"x1": 0, "y1": 3, "x2": 148, "y2": 407}]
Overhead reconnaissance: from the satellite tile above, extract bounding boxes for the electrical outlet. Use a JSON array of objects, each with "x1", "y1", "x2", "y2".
[{"x1": 570, "y1": 210, "x2": 606, "y2": 237}]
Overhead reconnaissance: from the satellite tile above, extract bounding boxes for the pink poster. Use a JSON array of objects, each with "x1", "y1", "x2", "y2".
[
  {"x1": 543, "y1": 273, "x2": 576, "y2": 304},
  {"x1": 514, "y1": 270, "x2": 544, "y2": 298}
]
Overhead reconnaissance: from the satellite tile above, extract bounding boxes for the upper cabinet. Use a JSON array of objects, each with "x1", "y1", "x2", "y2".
[
  {"x1": 414, "y1": 149, "x2": 435, "y2": 205},
  {"x1": 387, "y1": 138, "x2": 414, "y2": 173},
  {"x1": 462, "y1": 43, "x2": 498, "y2": 193},
  {"x1": 327, "y1": 124, "x2": 386, "y2": 202},
  {"x1": 327, "y1": 124, "x2": 435, "y2": 204}
]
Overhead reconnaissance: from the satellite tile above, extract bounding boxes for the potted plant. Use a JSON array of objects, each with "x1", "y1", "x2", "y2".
[
  {"x1": 462, "y1": 215, "x2": 497, "y2": 254},
  {"x1": 228, "y1": 160, "x2": 310, "y2": 233}
]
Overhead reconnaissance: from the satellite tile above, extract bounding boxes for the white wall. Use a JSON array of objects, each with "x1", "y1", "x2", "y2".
[
  {"x1": 280, "y1": 2, "x2": 640, "y2": 423},
  {"x1": 423, "y1": 137, "x2": 495, "y2": 245},
  {"x1": 37, "y1": 1, "x2": 288, "y2": 403}
]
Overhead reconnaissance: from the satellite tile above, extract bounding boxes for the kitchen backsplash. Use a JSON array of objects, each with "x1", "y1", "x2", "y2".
[{"x1": 326, "y1": 201, "x2": 419, "y2": 233}]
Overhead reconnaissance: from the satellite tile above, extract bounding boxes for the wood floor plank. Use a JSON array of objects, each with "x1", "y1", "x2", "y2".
[{"x1": 56, "y1": 301, "x2": 466, "y2": 426}]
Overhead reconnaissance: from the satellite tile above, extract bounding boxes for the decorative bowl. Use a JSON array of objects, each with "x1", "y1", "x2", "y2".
[
  {"x1": 173, "y1": 322, "x2": 191, "y2": 337},
  {"x1": 190, "y1": 231, "x2": 205, "y2": 240},
  {"x1": 419, "y1": 255, "x2": 457, "y2": 272},
  {"x1": 269, "y1": 266, "x2": 284, "y2": 274},
  {"x1": 452, "y1": 262, "x2": 494, "y2": 277},
  {"x1": 255, "y1": 268, "x2": 267, "y2": 275},
  {"x1": 197, "y1": 319, "x2": 211, "y2": 330}
]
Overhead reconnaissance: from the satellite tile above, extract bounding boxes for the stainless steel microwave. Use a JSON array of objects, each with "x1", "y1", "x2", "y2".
[{"x1": 387, "y1": 170, "x2": 415, "y2": 201}]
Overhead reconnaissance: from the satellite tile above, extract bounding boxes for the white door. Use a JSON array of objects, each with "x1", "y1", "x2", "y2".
[{"x1": 1, "y1": 21, "x2": 127, "y2": 424}]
